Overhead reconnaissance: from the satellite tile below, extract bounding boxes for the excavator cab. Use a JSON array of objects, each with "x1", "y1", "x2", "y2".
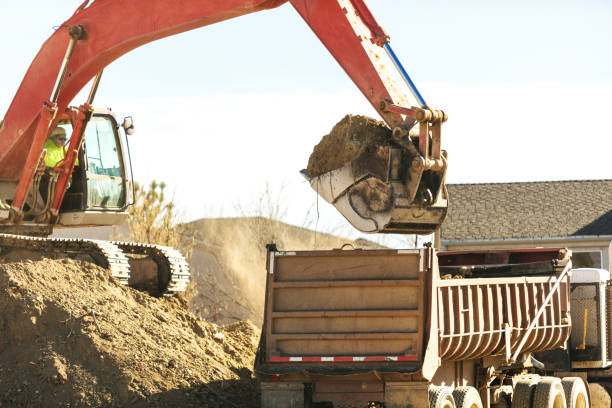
[
  {"x1": 55, "y1": 108, "x2": 134, "y2": 227},
  {"x1": 0, "y1": 106, "x2": 188, "y2": 297}
]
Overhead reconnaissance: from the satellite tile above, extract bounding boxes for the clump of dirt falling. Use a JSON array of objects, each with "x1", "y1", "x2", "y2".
[
  {"x1": 0, "y1": 258, "x2": 260, "y2": 407},
  {"x1": 305, "y1": 114, "x2": 393, "y2": 178}
]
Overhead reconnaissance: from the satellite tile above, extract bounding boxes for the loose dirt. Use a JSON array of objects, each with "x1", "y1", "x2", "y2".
[
  {"x1": 0, "y1": 257, "x2": 260, "y2": 407},
  {"x1": 305, "y1": 114, "x2": 393, "y2": 178},
  {"x1": 184, "y1": 217, "x2": 385, "y2": 326}
]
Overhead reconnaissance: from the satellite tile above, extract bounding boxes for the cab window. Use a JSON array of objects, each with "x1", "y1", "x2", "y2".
[{"x1": 84, "y1": 116, "x2": 126, "y2": 208}]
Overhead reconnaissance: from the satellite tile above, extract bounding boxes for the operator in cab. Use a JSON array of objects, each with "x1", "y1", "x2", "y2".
[
  {"x1": 44, "y1": 126, "x2": 69, "y2": 168},
  {"x1": 39, "y1": 126, "x2": 78, "y2": 204}
]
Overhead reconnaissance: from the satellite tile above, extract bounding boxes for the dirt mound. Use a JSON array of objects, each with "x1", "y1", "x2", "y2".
[
  {"x1": 0, "y1": 258, "x2": 260, "y2": 407},
  {"x1": 184, "y1": 217, "x2": 386, "y2": 326},
  {"x1": 305, "y1": 114, "x2": 393, "y2": 178}
]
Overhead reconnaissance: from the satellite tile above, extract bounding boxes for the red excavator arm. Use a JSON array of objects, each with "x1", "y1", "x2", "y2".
[{"x1": 0, "y1": 0, "x2": 447, "y2": 235}]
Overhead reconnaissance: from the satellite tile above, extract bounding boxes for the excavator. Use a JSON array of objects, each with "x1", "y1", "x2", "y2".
[{"x1": 0, "y1": 0, "x2": 448, "y2": 295}]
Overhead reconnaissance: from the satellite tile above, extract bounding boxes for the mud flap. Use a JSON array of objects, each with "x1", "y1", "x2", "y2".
[{"x1": 260, "y1": 382, "x2": 304, "y2": 408}]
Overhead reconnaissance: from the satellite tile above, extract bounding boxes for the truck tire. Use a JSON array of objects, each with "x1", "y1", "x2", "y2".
[
  {"x1": 532, "y1": 377, "x2": 566, "y2": 408},
  {"x1": 429, "y1": 386, "x2": 456, "y2": 408},
  {"x1": 588, "y1": 383, "x2": 611, "y2": 408},
  {"x1": 452, "y1": 386, "x2": 483, "y2": 408},
  {"x1": 512, "y1": 377, "x2": 538, "y2": 408},
  {"x1": 561, "y1": 377, "x2": 588, "y2": 408}
]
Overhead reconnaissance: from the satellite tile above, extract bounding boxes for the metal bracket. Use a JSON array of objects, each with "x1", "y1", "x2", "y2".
[
  {"x1": 508, "y1": 261, "x2": 572, "y2": 363},
  {"x1": 504, "y1": 323, "x2": 512, "y2": 363}
]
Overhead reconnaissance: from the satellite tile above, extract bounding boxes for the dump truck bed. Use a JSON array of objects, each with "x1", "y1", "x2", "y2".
[
  {"x1": 255, "y1": 246, "x2": 571, "y2": 378},
  {"x1": 255, "y1": 246, "x2": 573, "y2": 407}
]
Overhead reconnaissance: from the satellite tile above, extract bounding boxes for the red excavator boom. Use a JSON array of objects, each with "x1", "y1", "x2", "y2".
[{"x1": 0, "y1": 0, "x2": 447, "y2": 236}]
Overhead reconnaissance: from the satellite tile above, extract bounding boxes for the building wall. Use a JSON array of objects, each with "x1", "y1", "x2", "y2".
[{"x1": 440, "y1": 237, "x2": 612, "y2": 274}]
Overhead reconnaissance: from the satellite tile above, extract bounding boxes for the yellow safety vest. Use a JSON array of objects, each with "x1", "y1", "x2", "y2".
[
  {"x1": 43, "y1": 139, "x2": 79, "y2": 168},
  {"x1": 43, "y1": 139, "x2": 65, "y2": 168}
]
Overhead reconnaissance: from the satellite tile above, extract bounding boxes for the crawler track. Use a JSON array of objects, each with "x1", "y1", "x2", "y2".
[
  {"x1": 0, "y1": 233, "x2": 189, "y2": 296},
  {"x1": 112, "y1": 241, "x2": 191, "y2": 296}
]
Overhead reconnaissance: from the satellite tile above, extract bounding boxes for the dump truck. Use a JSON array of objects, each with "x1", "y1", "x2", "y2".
[{"x1": 255, "y1": 244, "x2": 612, "y2": 407}]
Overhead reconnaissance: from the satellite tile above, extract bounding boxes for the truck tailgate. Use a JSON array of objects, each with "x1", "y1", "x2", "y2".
[{"x1": 256, "y1": 247, "x2": 427, "y2": 374}]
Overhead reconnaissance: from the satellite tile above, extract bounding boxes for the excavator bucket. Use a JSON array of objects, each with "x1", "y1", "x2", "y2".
[{"x1": 304, "y1": 113, "x2": 448, "y2": 235}]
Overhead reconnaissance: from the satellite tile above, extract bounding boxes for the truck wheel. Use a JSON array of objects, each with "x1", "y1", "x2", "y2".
[
  {"x1": 452, "y1": 386, "x2": 483, "y2": 408},
  {"x1": 588, "y1": 383, "x2": 611, "y2": 408},
  {"x1": 429, "y1": 386, "x2": 456, "y2": 408},
  {"x1": 512, "y1": 377, "x2": 538, "y2": 408},
  {"x1": 561, "y1": 377, "x2": 588, "y2": 408},
  {"x1": 532, "y1": 377, "x2": 566, "y2": 408}
]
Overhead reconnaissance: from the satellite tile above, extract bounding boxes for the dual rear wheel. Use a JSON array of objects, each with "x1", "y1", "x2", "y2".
[
  {"x1": 511, "y1": 376, "x2": 588, "y2": 408},
  {"x1": 429, "y1": 376, "x2": 589, "y2": 408}
]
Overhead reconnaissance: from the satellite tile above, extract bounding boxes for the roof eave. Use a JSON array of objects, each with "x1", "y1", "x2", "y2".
[{"x1": 442, "y1": 235, "x2": 612, "y2": 244}]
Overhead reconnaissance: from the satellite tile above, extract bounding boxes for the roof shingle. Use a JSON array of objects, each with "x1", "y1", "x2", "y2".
[{"x1": 442, "y1": 180, "x2": 612, "y2": 240}]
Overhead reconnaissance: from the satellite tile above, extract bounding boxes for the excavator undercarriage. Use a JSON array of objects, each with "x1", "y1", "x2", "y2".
[{"x1": 0, "y1": 233, "x2": 190, "y2": 297}]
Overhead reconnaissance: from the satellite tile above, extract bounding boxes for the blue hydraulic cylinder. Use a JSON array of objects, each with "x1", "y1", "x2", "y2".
[{"x1": 383, "y1": 43, "x2": 427, "y2": 108}]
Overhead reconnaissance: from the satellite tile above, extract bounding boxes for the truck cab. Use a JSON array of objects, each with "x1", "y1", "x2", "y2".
[{"x1": 569, "y1": 267, "x2": 612, "y2": 369}]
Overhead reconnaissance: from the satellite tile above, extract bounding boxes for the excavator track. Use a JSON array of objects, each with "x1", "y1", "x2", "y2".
[
  {"x1": 112, "y1": 241, "x2": 190, "y2": 296},
  {"x1": 0, "y1": 233, "x2": 189, "y2": 296}
]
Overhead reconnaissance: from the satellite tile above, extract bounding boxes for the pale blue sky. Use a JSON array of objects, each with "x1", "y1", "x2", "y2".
[
  {"x1": 1, "y1": 1, "x2": 611, "y2": 242},
  {"x1": 89, "y1": 0, "x2": 612, "y2": 95},
  {"x1": 2, "y1": 1, "x2": 611, "y2": 98}
]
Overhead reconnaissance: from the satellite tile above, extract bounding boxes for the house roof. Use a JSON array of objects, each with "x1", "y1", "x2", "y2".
[{"x1": 442, "y1": 180, "x2": 612, "y2": 241}]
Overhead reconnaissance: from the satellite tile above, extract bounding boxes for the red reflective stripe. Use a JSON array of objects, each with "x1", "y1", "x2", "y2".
[
  {"x1": 269, "y1": 357, "x2": 290, "y2": 362},
  {"x1": 364, "y1": 356, "x2": 385, "y2": 361},
  {"x1": 301, "y1": 356, "x2": 322, "y2": 362},
  {"x1": 332, "y1": 357, "x2": 353, "y2": 362},
  {"x1": 397, "y1": 355, "x2": 418, "y2": 361}
]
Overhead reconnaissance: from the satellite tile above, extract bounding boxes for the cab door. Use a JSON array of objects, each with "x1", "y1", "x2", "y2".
[{"x1": 83, "y1": 114, "x2": 128, "y2": 209}]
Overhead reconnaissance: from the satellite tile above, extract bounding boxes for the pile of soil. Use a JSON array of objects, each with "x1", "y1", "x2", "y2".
[
  {"x1": 305, "y1": 114, "x2": 393, "y2": 178},
  {"x1": 0, "y1": 258, "x2": 260, "y2": 407},
  {"x1": 184, "y1": 218, "x2": 386, "y2": 326}
]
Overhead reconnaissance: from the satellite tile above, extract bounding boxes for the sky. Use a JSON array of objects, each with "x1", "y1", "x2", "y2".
[{"x1": 1, "y1": 0, "x2": 611, "y2": 245}]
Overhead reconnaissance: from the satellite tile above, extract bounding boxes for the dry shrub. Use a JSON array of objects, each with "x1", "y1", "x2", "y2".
[
  {"x1": 233, "y1": 182, "x2": 290, "y2": 251},
  {"x1": 127, "y1": 181, "x2": 184, "y2": 248}
]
